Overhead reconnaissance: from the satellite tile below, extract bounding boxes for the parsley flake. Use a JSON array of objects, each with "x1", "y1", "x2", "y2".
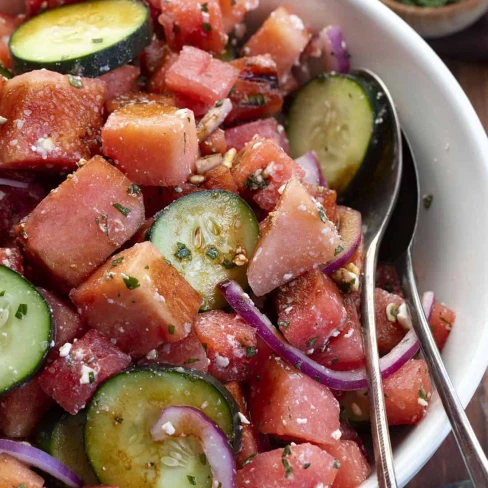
[
  {"x1": 304, "y1": 463, "x2": 311, "y2": 470},
  {"x1": 242, "y1": 453, "x2": 257, "y2": 466},
  {"x1": 246, "y1": 346, "x2": 257, "y2": 358},
  {"x1": 215, "y1": 99, "x2": 224, "y2": 107},
  {"x1": 200, "y1": 2, "x2": 209, "y2": 11},
  {"x1": 282, "y1": 458, "x2": 294, "y2": 478},
  {"x1": 111, "y1": 257, "x2": 124, "y2": 268},
  {"x1": 317, "y1": 206, "x2": 326, "y2": 223},
  {"x1": 199, "y1": 453, "x2": 207, "y2": 465},
  {"x1": 115, "y1": 416, "x2": 123, "y2": 424},
  {"x1": 333, "y1": 459, "x2": 341, "y2": 469},
  {"x1": 334, "y1": 245, "x2": 344, "y2": 256},
  {"x1": 92, "y1": 38, "x2": 104, "y2": 43},
  {"x1": 67, "y1": 74, "x2": 83, "y2": 89},
  {"x1": 168, "y1": 325, "x2": 176, "y2": 335},
  {"x1": 175, "y1": 242, "x2": 192, "y2": 261},
  {"x1": 206, "y1": 246, "x2": 219, "y2": 260},
  {"x1": 113, "y1": 203, "x2": 131, "y2": 217},
  {"x1": 122, "y1": 275, "x2": 140, "y2": 290},
  {"x1": 0, "y1": 290, "x2": 4, "y2": 296},
  {"x1": 202, "y1": 22, "x2": 212, "y2": 32},
  {"x1": 423, "y1": 194, "x2": 433, "y2": 209},
  {"x1": 244, "y1": 93, "x2": 267, "y2": 106},
  {"x1": 244, "y1": 173, "x2": 269, "y2": 191},
  {"x1": 88, "y1": 371, "x2": 96, "y2": 384},
  {"x1": 282, "y1": 444, "x2": 292, "y2": 457},
  {"x1": 418, "y1": 386, "x2": 428, "y2": 401},
  {"x1": 184, "y1": 358, "x2": 199, "y2": 364},
  {"x1": 278, "y1": 320, "x2": 290, "y2": 328},
  {"x1": 187, "y1": 475, "x2": 197, "y2": 485},
  {"x1": 307, "y1": 337, "x2": 317, "y2": 348},
  {"x1": 127, "y1": 183, "x2": 142, "y2": 196},
  {"x1": 15, "y1": 303, "x2": 27, "y2": 319}
]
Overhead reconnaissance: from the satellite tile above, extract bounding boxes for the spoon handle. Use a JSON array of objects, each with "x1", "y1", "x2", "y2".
[
  {"x1": 399, "y1": 250, "x2": 488, "y2": 487},
  {"x1": 362, "y1": 239, "x2": 398, "y2": 488}
]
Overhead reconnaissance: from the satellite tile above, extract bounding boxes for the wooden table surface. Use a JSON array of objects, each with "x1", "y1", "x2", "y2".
[{"x1": 407, "y1": 60, "x2": 488, "y2": 488}]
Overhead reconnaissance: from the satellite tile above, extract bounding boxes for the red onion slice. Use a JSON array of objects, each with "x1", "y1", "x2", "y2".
[
  {"x1": 422, "y1": 291, "x2": 435, "y2": 322},
  {"x1": 151, "y1": 406, "x2": 236, "y2": 488},
  {"x1": 323, "y1": 206, "x2": 362, "y2": 275},
  {"x1": 0, "y1": 439, "x2": 83, "y2": 488},
  {"x1": 220, "y1": 280, "x2": 424, "y2": 390},
  {"x1": 322, "y1": 26, "x2": 351, "y2": 74},
  {"x1": 0, "y1": 178, "x2": 30, "y2": 189},
  {"x1": 295, "y1": 151, "x2": 327, "y2": 187}
]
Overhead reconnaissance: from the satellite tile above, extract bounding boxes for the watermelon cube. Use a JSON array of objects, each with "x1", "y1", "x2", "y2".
[
  {"x1": 139, "y1": 328, "x2": 210, "y2": 372},
  {"x1": 158, "y1": 0, "x2": 227, "y2": 54},
  {"x1": 225, "y1": 381, "x2": 260, "y2": 468},
  {"x1": 276, "y1": 270, "x2": 347, "y2": 353},
  {"x1": 0, "y1": 453, "x2": 45, "y2": 488},
  {"x1": 102, "y1": 103, "x2": 198, "y2": 186},
  {"x1": 0, "y1": 70, "x2": 105, "y2": 171},
  {"x1": 38, "y1": 329, "x2": 131, "y2": 414},
  {"x1": 374, "y1": 288, "x2": 405, "y2": 355},
  {"x1": 203, "y1": 164, "x2": 238, "y2": 193},
  {"x1": 321, "y1": 441, "x2": 371, "y2": 488},
  {"x1": 17, "y1": 156, "x2": 145, "y2": 291},
  {"x1": 236, "y1": 443, "x2": 338, "y2": 488},
  {"x1": 147, "y1": 50, "x2": 179, "y2": 94},
  {"x1": 0, "y1": 247, "x2": 24, "y2": 274},
  {"x1": 99, "y1": 64, "x2": 140, "y2": 103},
  {"x1": 194, "y1": 310, "x2": 258, "y2": 382},
  {"x1": 247, "y1": 178, "x2": 341, "y2": 296},
  {"x1": 243, "y1": 7, "x2": 310, "y2": 83},
  {"x1": 0, "y1": 377, "x2": 53, "y2": 438},
  {"x1": 225, "y1": 118, "x2": 288, "y2": 153},
  {"x1": 312, "y1": 297, "x2": 365, "y2": 371},
  {"x1": 71, "y1": 242, "x2": 202, "y2": 358},
  {"x1": 0, "y1": 13, "x2": 21, "y2": 69},
  {"x1": 165, "y1": 46, "x2": 240, "y2": 106},
  {"x1": 249, "y1": 354, "x2": 341, "y2": 445},
  {"x1": 226, "y1": 55, "x2": 283, "y2": 125},
  {"x1": 430, "y1": 301, "x2": 456, "y2": 351},
  {"x1": 38, "y1": 288, "x2": 87, "y2": 363},
  {"x1": 376, "y1": 263, "x2": 403, "y2": 297},
  {"x1": 200, "y1": 128, "x2": 227, "y2": 156},
  {"x1": 219, "y1": 0, "x2": 258, "y2": 33},
  {"x1": 231, "y1": 136, "x2": 304, "y2": 211}
]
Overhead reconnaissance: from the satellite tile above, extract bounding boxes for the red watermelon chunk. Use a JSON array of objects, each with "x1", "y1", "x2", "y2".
[
  {"x1": 0, "y1": 247, "x2": 24, "y2": 274},
  {"x1": 0, "y1": 70, "x2": 105, "y2": 171},
  {"x1": 102, "y1": 103, "x2": 198, "y2": 186},
  {"x1": 225, "y1": 118, "x2": 289, "y2": 153},
  {"x1": 139, "y1": 328, "x2": 209, "y2": 372},
  {"x1": 304, "y1": 184, "x2": 338, "y2": 223},
  {"x1": 312, "y1": 297, "x2": 365, "y2": 371},
  {"x1": 276, "y1": 270, "x2": 347, "y2": 354},
  {"x1": 26, "y1": 0, "x2": 82, "y2": 16},
  {"x1": 376, "y1": 263, "x2": 403, "y2": 296},
  {"x1": 247, "y1": 178, "x2": 341, "y2": 296},
  {"x1": 105, "y1": 92, "x2": 175, "y2": 115},
  {"x1": 38, "y1": 329, "x2": 131, "y2": 415},
  {"x1": 237, "y1": 443, "x2": 338, "y2": 488},
  {"x1": 0, "y1": 377, "x2": 53, "y2": 438},
  {"x1": 165, "y1": 46, "x2": 240, "y2": 106},
  {"x1": 374, "y1": 288, "x2": 405, "y2": 355},
  {"x1": 321, "y1": 441, "x2": 371, "y2": 488},
  {"x1": 0, "y1": 453, "x2": 45, "y2": 488},
  {"x1": 430, "y1": 301, "x2": 456, "y2": 351},
  {"x1": 243, "y1": 7, "x2": 310, "y2": 83},
  {"x1": 225, "y1": 381, "x2": 260, "y2": 468},
  {"x1": 231, "y1": 136, "x2": 304, "y2": 211},
  {"x1": 0, "y1": 13, "x2": 22, "y2": 69},
  {"x1": 139, "y1": 39, "x2": 168, "y2": 76},
  {"x1": 0, "y1": 176, "x2": 46, "y2": 247},
  {"x1": 200, "y1": 128, "x2": 227, "y2": 156},
  {"x1": 158, "y1": 0, "x2": 227, "y2": 54},
  {"x1": 249, "y1": 354, "x2": 341, "y2": 445},
  {"x1": 100, "y1": 65, "x2": 140, "y2": 103},
  {"x1": 71, "y1": 242, "x2": 202, "y2": 358},
  {"x1": 194, "y1": 310, "x2": 258, "y2": 382},
  {"x1": 219, "y1": 0, "x2": 258, "y2": 33},
  {"x1": 226, "y1": 55, "x2": 283, "y2": 125},
  {"x1": 203, "y1": 164, "x2": 238, "y2": 193},
  {"x1": 17, "y1": 156, "x2": 145, "y2": 291},
  {"x1": 38, "y1": 288, "x2": 87, "y2": 363},
  {"x1": 147, "y1": 50, "x2": 179, "y2": 94}
]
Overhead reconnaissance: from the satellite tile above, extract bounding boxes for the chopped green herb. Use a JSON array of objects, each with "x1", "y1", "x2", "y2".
[
  {"x1": 215, "y1": 99, "x2": 224, "y2": 107},
  {"x1": 200, "y1": 2, "x2": 209, "y2": 11},
  {"x1": 67, "y1": 74, "x2": 83, "y2": 88},
  {"x1": 0, "y1": 290, "x2": 4, "y2": 296},
  {"x1": 202, "y1": 22, "x2": 212, "y2": 32},
  {"x1": 418, "y1": 386, "x2": 428, "y2": 401},
  {"x1": 244, "y1": 173, "x2": 269, "y2": 191},
  {"x1": 244, "y1": 93, "x2": 267, "y2": 106},
  {"x1": 304, "y1": 463, "x2": 311, "y2": 470},
  {"x1": 114, "y1": 416, "x2": 124, "y2": 424},
  {"x1": 282, "y1": 444, "x2": 292, "y2": 457},
  {"x1": 206, "y1": 246, "x2": 219, "y2": 260},
  {"x1": 334, "y1": 245, "x2": 344, "y2": 256},
  {"x1": 198, "y1": 453, "x2": 207, "y2": 465},
  {"x1": 278, "y1": 321, "x2": 290, "y2": 328},
  {"x1": 111, "y1": 257, "x2": 124, "y2": 268},
  {"x1": 187, "y1": 475, "x2": 197, "y2": 485},
  {"x1": 282, "y1": 458, "x2": 294, "y2": 478},
  {"x1": 122, "y1": 275, "x2": 140, "y2": 290},
  {"x1": 92, "y1": 38, "x2": 104, "y2": 43},
  {"x1": 175, "y1": 242, "x2": 192, "y2": 261},
  {"x1": 168, "y1": 325, "x2": 176, "y2": 335},
  {"x1": 144, "y1": 265, "x2": 149, "y2": 270},
  {"x1": 223, "y1": 258, "x2": 236, "y2": 269},
  {"x1": 246, "y1": 346, "x2": 257, "y2": 358},
  {"x1": 16, "y1": 484, "x2": 26, "y2": 488},
  {"x1": 331, "y1": 358, "x2": 339, "y2": 365},
  {"x1": 15, "y1": 303, "x2": 27, "y2": 319},
  {"x1": 88, "y1": 371, "x2": 96, "y2": 384},
  {"x1": 390, "y1": 306, "x2": 399, "y2": 318},
  {"x1": 317, "y1": 206, "x2": 326, "y2": 223},
  {"x1": 113, "y1": 203, "x2": 131, "y2": 217},
  {"x1": 127, "y1": 183, "x2": 142, "y2": 196},
  {"x1": 440, "y1": 317, "x2": 452, "y2": 327},
  {"x1": 242, "y1": 453, "x2": 257, "y2": 466},
  {"x1": 184, "y1": 358, "x2": 199, "y2": 364},
  {"x1": 333, "y1": 459, "x2": 341, "y2": 469},
  {"x1": 307, "y1": 337, "x2": 317, "y2": 348},
  {"x1": 423, "y1": 194, "x2": 433, "y2": 209}
]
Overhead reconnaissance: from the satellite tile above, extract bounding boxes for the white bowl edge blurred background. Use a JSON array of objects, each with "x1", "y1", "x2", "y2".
[{"x1": 248, "y1": 0, "x2": 488, "y2": 486}]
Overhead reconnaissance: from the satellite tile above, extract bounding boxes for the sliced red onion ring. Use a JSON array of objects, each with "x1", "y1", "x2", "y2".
[
  {"x1": 422, "y1": 291, "x2": 435, "y2": 322},
  {"x1": 0, "y1": 439, "x2": 82, "y2": 488},
  {"x1": 0, "y1": 178, "x2": 30, "y2": 189},
  {"x1": 151, "y1": 406, "x2": 236, "y2": 488},
  {"x1": 220, "y1": 280, "x2": 424, "y2": 390},
  {"x1": 295, "y1": 151, "x2": 327, "y2": 187},
  {"x1": 322, "y1": 26, "x2": 351, "y2": 74},
  {"x1": 323, "y1": 206, "x2": 362, "y2": 275}
]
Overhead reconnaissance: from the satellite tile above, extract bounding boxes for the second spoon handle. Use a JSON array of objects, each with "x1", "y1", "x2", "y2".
[{"x1": 399, "y1": 250, "x2": 488, "y2": 487}]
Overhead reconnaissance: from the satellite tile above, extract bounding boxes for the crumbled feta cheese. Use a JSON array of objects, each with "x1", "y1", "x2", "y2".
[
  {"x1": 296, "y1": 418, "x2": 307, "y2": 424},
  {"x1": 386, "y1": 303, "x2": 398, "y2": 323},
  {"x1": 215, "y1": 353, "x2": 230, "y2": 368},
  {"x1": 201, "y1": 401, "x2": 209, "y2": 409},
  {"x1": 344, "y1": 328, "x2": 354, "y2": 339},
  {"x1": 331, "y1": 429, "x2": 342, "y2": 440},
  {"x1": 160, "y1": 421, "x2": 176, "y2": 435},
  {"x1": 283, "y1": 273, "x2": 293, "y2": 281},
  {"x1": 146, "y1": 349, "x2": 157, "y2": 360},
  {"x1": 238, "y1": 412, "x2": 251, "y2": 425},
  {"x1": 397, "y1": 302, "x2": 412, "y2": 330},
  {"x1": 59, "y1": 342, "x2": 72, "y2": 358},
  {"x1": 79, "y1": 365, "x2": 97, "y2": 385},
  {"x1": 417, "y1": 398, "x2": 429, "y2": 407},
  {"x1": 332, "y1": 267, "x2": 359, "y2": 292}
]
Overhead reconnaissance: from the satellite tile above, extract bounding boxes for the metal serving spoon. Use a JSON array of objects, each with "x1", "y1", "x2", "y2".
[
  {"x1": 344, "y1": 69, "x2": 403, "y2": 488},
  {"x1": 379, "y1": 136, "x2": 488, "y2": 487}
]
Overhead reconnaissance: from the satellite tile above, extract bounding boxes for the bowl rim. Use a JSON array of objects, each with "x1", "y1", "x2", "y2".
[{"x1": 382, "y1": 0, "x2": 486, "y2": 16}]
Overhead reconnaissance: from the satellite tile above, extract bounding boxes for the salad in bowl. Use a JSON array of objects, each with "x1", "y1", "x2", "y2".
[{"x1": 0, "y1": 0, "x2": 460, "y2": 487}]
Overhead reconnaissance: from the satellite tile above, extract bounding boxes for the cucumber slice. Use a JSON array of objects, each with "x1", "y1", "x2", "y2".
[
  {"x1": 9, "y1": 0, "x2": 152, "y2": 77},
  {"x1": 37, "y1": 409, "x2": 98, "y2": 485},
  {"x1": 287, "y1": 73, "x2": 384, "y2": 195},
  {"x1": 0, "y1": 265, "x2": 52, "y2": 394},
  {"x1": 85, "y1": 367, "x2": 241, "y2": 488},
  {"x1": 150, "y1": 190, "x2": 259, "y2": 311}
]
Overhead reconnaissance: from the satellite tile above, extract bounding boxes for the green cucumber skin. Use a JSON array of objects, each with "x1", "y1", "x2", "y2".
[
  {"x1": 0, "y1": 265, "x2": 53, "y2": 395},
  {"x1": 9, "y1": 1, "x2": 152, "y2": 77}
]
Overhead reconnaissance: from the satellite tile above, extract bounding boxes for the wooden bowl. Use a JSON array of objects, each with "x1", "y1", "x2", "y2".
[{"x1": 381, "y1": 0, "x2": 488, "y2": 38}]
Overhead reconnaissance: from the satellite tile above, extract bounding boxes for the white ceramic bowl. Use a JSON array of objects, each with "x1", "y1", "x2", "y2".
[{"x1": 250, "y1": 1, "x2": 488, "y2": 486}]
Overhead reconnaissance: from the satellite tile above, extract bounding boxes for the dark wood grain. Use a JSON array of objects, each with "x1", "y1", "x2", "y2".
[{"x1": 407, "y1": 60, "x2": 488, "y2": 488}]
